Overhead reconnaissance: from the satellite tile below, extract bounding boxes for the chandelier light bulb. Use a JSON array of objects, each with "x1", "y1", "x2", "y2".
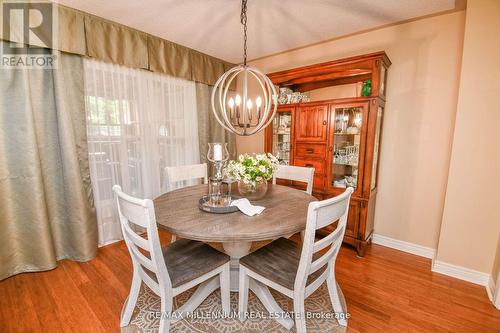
[
  {"x1": 235, "y1": 94, "x2": 241, "y2": 106},
  {"x1": 228, "y1": 97, "x2": 235, "y2": 108},
  {"x1": 255, "y1": 96, "x2": 262, "y2": 108},
  {"x1": 246, "y1": 99, "x2": 253, "y2": 110}
]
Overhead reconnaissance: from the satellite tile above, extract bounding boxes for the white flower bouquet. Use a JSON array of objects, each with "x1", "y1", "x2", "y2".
[{"x1": 224, "y1": 153, "x2": 279, "y2": 187}]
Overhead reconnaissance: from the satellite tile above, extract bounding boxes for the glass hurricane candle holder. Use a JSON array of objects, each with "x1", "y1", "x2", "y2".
[
  {"x1": 206, "y1": 143, "x2": 230, "y2": 207},
  {"x1": 207, "y1": 142, "x2": 229, "y2": 180},
  {"x1": 208, "y1": 180, "x2": 232, "y2": 207}
]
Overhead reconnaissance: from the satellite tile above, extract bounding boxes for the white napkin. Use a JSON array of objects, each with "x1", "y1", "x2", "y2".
[{"x1": 230, "y1": 198, "x2": 265, "y2": 216}]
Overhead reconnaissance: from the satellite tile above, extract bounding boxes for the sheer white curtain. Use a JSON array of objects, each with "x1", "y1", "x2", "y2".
[{"x1": 83, "y1": 59, "x2": 200, "y2": 246}]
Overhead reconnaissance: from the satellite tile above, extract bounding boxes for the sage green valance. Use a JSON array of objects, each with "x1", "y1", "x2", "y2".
[
  {"x1": 148, "y1": 36, "x2": 193, "y2": 81},
  {"x1": 84, "y1": 14, "x2": 149, "y2": 70},
  {"x1": 0, "y1": 2, "x2": 234, "y2": 85}
]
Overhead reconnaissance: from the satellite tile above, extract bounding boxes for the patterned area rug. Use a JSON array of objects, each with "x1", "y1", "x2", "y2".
[{"x1": 122, "y1": 283, "x2": 347, "y2": 332}]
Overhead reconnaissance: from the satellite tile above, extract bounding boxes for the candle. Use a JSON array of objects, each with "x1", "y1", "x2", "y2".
[
  {"x1": 213, "y1": 144, "x2": 223, "y2": 161},
  {"x1": 256, "y1": 96, "x2": 262, "y2": 120},
  {"x1": 228, "y1": 97, "x2": 235, "y2": 119},
  {"x1": 246, "y1": 99, "x2": 253, "y2": 121},
  {"x1": 235, "y1": 94, "x2": 241, "y2": 119}
]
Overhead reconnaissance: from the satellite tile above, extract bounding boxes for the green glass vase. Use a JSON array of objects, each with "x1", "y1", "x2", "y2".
[{"x1": 361, "y1": 80, "x2": 372, "y2": 97}]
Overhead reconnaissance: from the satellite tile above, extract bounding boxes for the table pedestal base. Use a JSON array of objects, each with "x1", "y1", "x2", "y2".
[{"x1": 222, "y1": 241, "x2": 252, "y2": 292}]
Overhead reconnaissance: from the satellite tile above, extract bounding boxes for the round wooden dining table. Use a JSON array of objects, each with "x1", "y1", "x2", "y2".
[{"x1": 154, "y1": 183, "x2": 316, "y2": 329}]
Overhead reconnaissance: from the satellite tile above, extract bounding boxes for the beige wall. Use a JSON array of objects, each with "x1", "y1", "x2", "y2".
[
  {"x1": 237, "y1": 11, "x2": 466, "y2": 249},
  {"x1": 435, "y1": 0, "x2": 500, "y2": 275},
  {"x1": 308, "y1": 84, "x2": 357, "y2": 101}
]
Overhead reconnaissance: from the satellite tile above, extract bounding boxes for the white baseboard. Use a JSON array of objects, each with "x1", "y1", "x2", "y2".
[
  {"x1": 98, "y1": 238, "x2": 122, "y2": 248},
  {"x1": 431, "y1": 260, "x2": 490, "y2": 286},
  {"x1": 372, "y1": 233, "x2": 436, "y2": 259},
  {"x1": 371, "y1": 233, "x2": 496, "y2": 306},
  {"x1": 486, "y1": 275, "x2": 499, "y2": 309}
]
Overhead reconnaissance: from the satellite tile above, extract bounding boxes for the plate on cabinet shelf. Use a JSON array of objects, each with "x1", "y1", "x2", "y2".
[
  {"x1": 334, "y1": 162, "x2": 358, "y2": 167},
  {"x1": 334, "y1": 132, "x2": 358, "y2": 136}
]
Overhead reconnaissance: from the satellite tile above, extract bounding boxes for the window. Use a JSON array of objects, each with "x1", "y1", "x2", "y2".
[{"x1": 84, "y1": 59, "x2": 199, "y2": 245}]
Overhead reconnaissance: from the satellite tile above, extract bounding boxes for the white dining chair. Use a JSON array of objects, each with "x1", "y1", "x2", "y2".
[
  {"x1": 113, "y1": 185, "x2": 230, "y2": 333},
  {"x1": 238, "y1": 187, "x2": 353, "y2": 332},
  {"x1": 165, "y1": 163, "x2": 208, "y2": 243},
  {"x1": 272, "y1": 165, "x2": 315, "y2": 195},
  {"x1": 273, "y1": 165, "x2": 315, "y2": 240},
  {"x1": 165, "y1": 163, "x2": 208, "y2": 190}
]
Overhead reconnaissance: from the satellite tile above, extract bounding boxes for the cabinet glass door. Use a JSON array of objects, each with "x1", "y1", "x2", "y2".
[
  {"x1": 272, "y1": 111, "x2": 293, "y2": 165},
  {"x1": 331, "y1": 105, "x2": 365, "y2": 190}
]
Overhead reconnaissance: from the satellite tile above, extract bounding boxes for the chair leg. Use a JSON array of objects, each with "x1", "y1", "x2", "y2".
[
  {"x1": 238, "y1": 266, "x2": 250, "y2": 322},
  {"x1": 326, "y1": 272, "x2": 347, "y2": 327},
  {"x1": 159, "y1": 295, "x2": 173, "y2": 333},
  {"x1": 120, "y1": 272, "x2": 141, "y2": 327},
  {"x1": 220, "y1": 263, "x2": 231, "y2": 314},
  {"x1": 293, "y1": 293, "x2": 307, "y2": 333}
]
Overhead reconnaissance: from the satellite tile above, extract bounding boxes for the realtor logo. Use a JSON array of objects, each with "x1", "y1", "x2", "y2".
[{"x1": 1, "y1": 0, "x2": 58, "y2": 68}]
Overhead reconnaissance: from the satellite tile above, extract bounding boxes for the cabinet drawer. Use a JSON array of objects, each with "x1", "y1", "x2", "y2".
[
  {"x1": 293, "y1": 158, "x2": 325, "y2": 174},
  {"x1": 295, "y1": 143, "x2": 326, "y2": 159}
]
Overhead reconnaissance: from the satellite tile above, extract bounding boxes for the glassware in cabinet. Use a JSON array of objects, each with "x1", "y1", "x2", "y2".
[
  {"x1": 331, "y1": 106, "x2": 364, "y2": 190},
  {"x1": 271, "y1": 111, "x2": 293, "y2": 165}
]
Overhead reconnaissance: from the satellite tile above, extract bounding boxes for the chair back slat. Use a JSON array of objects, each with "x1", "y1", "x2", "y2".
[
  {"x1": 295, "y1": 187, "x2": 353, "y2": 291},
  {"x1": 272, "y1": 165, "x2": 315, "y2": 195},
  {"x1": 121, "y1": 218, "x2": 151, "y2": 251},
  {"x1": 165, "y1": 163, "x2": 208, "y2": 190},
  {"x1": 313, "y1": 223, "x2": 344, "y2": 253},
  {"x1": 304, "y1": 267, "x2": 329, "y2": 297},
  {"x1": 128, "y1": 242, "x2": 157, "y2": 273},
  {"x1": 137, "y1": 266, "x2": 161, "y2": 294},
  {"x1": 116, "y1": 195, "x2": 150, "y2": 228},
  {"x1": 113, "y1": 185, "x2": 172, "y2": 293},
  {"x1": 314, "y1": 197, "x2": 349, "y2": 230},
  {"x1": 309, "y1": 242, "x2": 339, "y2": 275}
]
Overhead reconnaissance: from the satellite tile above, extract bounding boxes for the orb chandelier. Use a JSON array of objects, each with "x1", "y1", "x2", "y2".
[{"x1": 211, "y1": 0, "x2": 277, "y2": 136}]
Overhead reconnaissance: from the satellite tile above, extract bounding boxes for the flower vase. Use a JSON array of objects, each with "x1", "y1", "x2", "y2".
[
  {"x1": 237, "y1": 180, "x2": 268, "y2": 200},
  {"x1": 361, "y1": 79, "x2": 372, "y2": 97}
]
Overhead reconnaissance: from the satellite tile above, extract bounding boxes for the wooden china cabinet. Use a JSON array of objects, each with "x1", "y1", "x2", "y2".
[{"x1": 265, "y1": 51, "x2": 391, "y2": 256}]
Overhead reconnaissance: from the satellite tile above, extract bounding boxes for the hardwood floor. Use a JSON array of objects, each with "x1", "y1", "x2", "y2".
[{"x1": 1, "y1": 231, "x2": 498, "y2": 332}]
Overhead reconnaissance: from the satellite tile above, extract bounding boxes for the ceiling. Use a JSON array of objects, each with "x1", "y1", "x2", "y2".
[{"x1": 56, "y1": 0, "x2": 459, "y2": 63}]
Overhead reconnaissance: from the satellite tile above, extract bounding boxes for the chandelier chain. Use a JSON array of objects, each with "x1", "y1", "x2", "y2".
[
  {"x1": 210, "y1": 0, "x2": 277, "y2": 136},
  {"x1": 240, "y1": 0, "x2": 248, "y2": 65}
]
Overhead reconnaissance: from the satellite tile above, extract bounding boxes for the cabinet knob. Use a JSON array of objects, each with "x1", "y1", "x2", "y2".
[
  {"x1": 322, "y1": 120, "x2": 327, "y2": 125},
  {"x1": 328, "y1": 146, "x2": 333, "y2": 151},
  {"x1": 305, "y1": 148, "x2": 314, "y2": 153},
  {"x1": 305, "y1": 163, "x2": 314, "y2": 167}
]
